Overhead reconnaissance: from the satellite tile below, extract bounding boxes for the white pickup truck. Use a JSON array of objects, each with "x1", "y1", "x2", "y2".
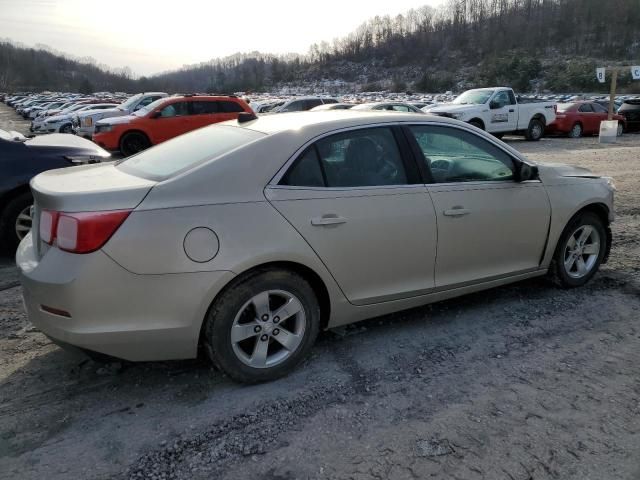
[
  {"x1": 427, "y1": 87, "x2": 556, "y2": 141},
  {"x1": 73, "y1": 92, "x2": 167, "y2": 138}
]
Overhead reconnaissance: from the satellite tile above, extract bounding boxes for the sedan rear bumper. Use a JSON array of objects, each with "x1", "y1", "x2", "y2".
[{"x1": 17, "y1": 233, "x2": 235, "y2": 361}]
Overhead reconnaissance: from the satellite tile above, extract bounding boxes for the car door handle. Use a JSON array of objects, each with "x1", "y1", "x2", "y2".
[
  {"x1": 443, "y1": 207, "x2": 471, "y2": 217},
  {"x1": 311, "y1": 215, "x2": 347, "y2": 226},
  {"x1": 509, "y1": 109, "x2": 515, "y2": 112}
]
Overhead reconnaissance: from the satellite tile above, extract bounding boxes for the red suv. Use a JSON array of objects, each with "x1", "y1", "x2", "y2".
[{"x1": 92, "y1": 95, "x2": 254, "y2": 156}]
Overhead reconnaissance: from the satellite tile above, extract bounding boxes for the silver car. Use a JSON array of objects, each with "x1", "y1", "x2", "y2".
[{"x1": 17, "y1": 112, "x2": 615, "y2": 383}]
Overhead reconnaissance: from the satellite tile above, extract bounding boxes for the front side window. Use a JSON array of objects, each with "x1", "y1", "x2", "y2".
[
  {"x1": 578, "y1": 104, "x2": 594, "y2": 113},
  {"x1": 592, "y1": 103, "x2": 608, "y2": 113},
  {"x1": 281, "y1": 127, "x2": 407, "y2": 188},
  {"x1": 492, "y1": 91, "x2": 511, "y2": 108},
  {"x1": 391, "y1": 105, "x2": 410, "y2": 112},
  {"x1": 160, "y1": 101, "x2": 189, "y2": 118},
  {"x1": 409, "y1": 125, "x2": 515, "y2": 183}
]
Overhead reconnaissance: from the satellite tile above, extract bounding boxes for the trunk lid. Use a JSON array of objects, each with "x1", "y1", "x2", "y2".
[{"x1": 30, "y1": 163, "x2": 156, "y2": 258}]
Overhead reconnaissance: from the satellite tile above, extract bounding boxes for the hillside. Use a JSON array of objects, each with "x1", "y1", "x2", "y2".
[{"x1": 2, "y1": 0, "x2": 639, "y2": 94}]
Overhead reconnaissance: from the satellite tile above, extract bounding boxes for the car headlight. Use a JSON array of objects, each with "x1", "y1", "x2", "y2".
[
  {"x1": 95, "y1": 124, "x2": 112, "y2": 133},
  {"x1": 603, "y1": 176, "x2": 616, "y2": 191}
]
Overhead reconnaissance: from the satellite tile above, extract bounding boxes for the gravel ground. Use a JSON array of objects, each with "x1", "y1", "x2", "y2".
[{"x1": 1, "y1": 104, "x2": 640, "y2": 479}]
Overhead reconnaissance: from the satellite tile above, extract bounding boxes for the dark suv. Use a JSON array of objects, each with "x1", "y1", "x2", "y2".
[
  {"x1": 618, "y1": 100, "x2": 640, "y2": 132},
  {"x1": 275, "y1": 97, "x2": 338, "y2": 113}
]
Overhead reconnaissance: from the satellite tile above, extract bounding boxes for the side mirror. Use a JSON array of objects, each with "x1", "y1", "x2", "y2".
[
  {"x1": 518, "y1": 163, "x2": 539, "y2": 182},
  {"x1": 150, "y1": 111, "x2": 161, "y2": 119},
  {"x1": 489, "y1": 101, "x2": 501, "y2": 109}
]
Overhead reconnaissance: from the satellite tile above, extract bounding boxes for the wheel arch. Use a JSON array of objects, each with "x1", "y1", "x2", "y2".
[
  {"x1": 555, "y1": 202, "x2": 612, "y2": 264},
  {"x1": 197, "y1": 260, "x2": 332, "y2": 349},
  {"x1": 532, "y1": 113, "x2": 547, "y2": 126},
  {"x1": 468, "y1": 118, "x2": 485, "y2": 130},
  {"x1": 119, "y1": 129, "x2": 151, "y2": 149},
  {"x1": 0, "y1": 184, "x2": 32, "y2": 214}
]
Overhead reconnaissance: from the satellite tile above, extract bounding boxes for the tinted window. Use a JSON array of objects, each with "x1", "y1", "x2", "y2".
[
  {"x1": 117, "y1": 125, "x2": 265, "y2": 181},
  {"x1": 220, "y1": 101, "x2": 244, "y2": 113},
  {"x1": 160, "y1": 101, "x2": 189, "y2": 117},
  {"x1": 578, "y1": 104, "x2": 593, "y2": 113},
  {"x1": 281, "y1": 100, "x2": 303, "y2": 112},
  {"x1": 322, "y1": 98, "x2": 338, "y2": 104},
  {"x1": 591, "y1": 103, "x2": 607, "y2": 113},
  {"x1": 192, "y1": 101, "x2": 220, "y2": 114},
  {"x1": 493, "y1": 91, "x2": 511, "y2": 108},
  {"x1": 508, "y1": 91, "x2": 517, "y2": 105},
  {"x1": 303, "y1": 99, "x2": 323, "y2": 110},
  {"x1": 280, "y1": 147, "x2": 324, "y2": 187},
  {"x1": 409, "y1": 125, "x2": 515, "y2": 183},
  {"x1": 281, "y1": 127, "x2": 407, "y2": 188}
]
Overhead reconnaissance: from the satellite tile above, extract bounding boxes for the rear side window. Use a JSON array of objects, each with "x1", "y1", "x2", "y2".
[
  {"x1": 117, "y1": 125, "x2": 265, "y2": 181},
  {"x1": 592, "y1": 103, "x2": 607, "y2": 113},
  {"x1": 281, "y1": 148, "x2": 324, "y2": 187},
  {"x1": 192, "y1": 101, "x2": 220, "y2": 114},
  {"x1": 578, "y1": 104, "x2": 593, "y2": 113},
  {"x1": 281, "y1": 127, "x2": 407, "y2": 188},
  {"x1": 303, "y1": 99, "x2": 323, "y2": 110},
  {"x1": 220, "y1": 101, "x2": 245, "y2": 113},
  {"x1": 322, "y1": 98, "x2": 338, "y2": 104}
]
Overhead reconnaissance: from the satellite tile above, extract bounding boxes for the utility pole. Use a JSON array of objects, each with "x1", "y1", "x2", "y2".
[{"x1": 597, "y1": 65, "x2": 640, "y2": 120}]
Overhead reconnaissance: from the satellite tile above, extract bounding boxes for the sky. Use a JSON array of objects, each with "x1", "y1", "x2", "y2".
[{"x1": 0, "y1": 0, "x2": 446, "y2": 76}]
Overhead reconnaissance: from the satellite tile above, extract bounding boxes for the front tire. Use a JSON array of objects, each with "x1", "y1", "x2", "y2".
[
  {"x1": 469, "y1": 119, "x2": 484, "y2": 130},
  {"x1": 548, "y1": 212, "x2": 607, "y2": 288},
  {"x1": 60, "y1": 123, "x2": 73, "y2": 134},
  {"x1": 119, "y1": 132, "x2": 151, "y2": 157},
  {"x1": 617, "y1": 123, "x2": 624, "y2": 137},
  {"x1": 204, "y1": 270, "x2": 320, "y2": 383},
  {"x1": 525, "y1": 118, "x2": 544, "y2": 141}
]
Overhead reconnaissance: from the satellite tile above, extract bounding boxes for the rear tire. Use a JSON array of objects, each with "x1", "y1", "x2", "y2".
[
  {"x1": 119, "y1": 132, "x2": 151, "y2": 157},
  {"x1": 548, "y1": 212, "x2": 607, "y2": 288},
  {"x1": 617, "y1": 123, "x2": 624, "y2": 137},
  {"x1": 568, "y1": 123, "x2": 583, "y2": 138},
  {"x1": 203, "y1": 270, "x2": 320, "y2": 383},
  {"x1": 525, "y1": 118, "x2": 544, "y2": 141},
  {"x1": 0, "y1": 192, "x2": 33, "y2": 254}
]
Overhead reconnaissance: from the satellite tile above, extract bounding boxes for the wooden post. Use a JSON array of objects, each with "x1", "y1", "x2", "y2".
[{"x1": 608, "y1": 68, "x2": 618, "y2": 120}]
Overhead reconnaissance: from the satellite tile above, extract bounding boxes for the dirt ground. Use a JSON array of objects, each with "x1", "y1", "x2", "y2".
[{"x1": 1, "y1": 104, "x2": 640, "y2": 480}]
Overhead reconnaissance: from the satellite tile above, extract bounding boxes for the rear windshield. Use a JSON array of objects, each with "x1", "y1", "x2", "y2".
[
  {"x1": 116, "y1": 125, "x2": 265, "y2": 181},
  {"x1": 556, "y1": 103, "x2": 574, "y2": 112}
]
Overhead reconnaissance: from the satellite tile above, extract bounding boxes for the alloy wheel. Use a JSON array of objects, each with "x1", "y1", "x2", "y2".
[
  {"x1": 563, "y1": 225, "x2": 600, "y2": 279},
  {"x1": 230, "y1": 290, "x2": 306, "y2": 368},
  {"x1": 15, "y1": 205, "x2": 33, "y2": 241}
]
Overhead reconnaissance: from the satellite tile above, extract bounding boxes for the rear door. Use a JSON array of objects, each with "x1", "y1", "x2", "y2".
[
  {"x1": 406, "y1": 124, "x2": 550, "y2": 288},
  {"x1": 265, "y1": 126, "x2": 438, "y2": 305}
]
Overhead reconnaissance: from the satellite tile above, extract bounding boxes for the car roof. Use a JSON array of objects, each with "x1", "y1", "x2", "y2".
[{"x1": 234, "y1": 110, "x2": 459, "y2": 135}]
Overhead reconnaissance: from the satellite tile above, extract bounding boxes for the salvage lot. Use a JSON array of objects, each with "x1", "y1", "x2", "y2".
[{"x1": 1, "y1": 103, "x2": 640, "y2": 479}]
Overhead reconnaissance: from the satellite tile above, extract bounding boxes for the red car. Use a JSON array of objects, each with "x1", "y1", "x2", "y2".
[
  {"x1": 92, "y1": 95, "x2": 254, "y2": 156},
  {"x1": 547, "y1": 101, "x2": 626, "y2": 138}
]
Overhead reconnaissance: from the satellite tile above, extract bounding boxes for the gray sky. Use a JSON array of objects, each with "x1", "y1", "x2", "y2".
[{"x1": 0, "y1": 0, "x2": 446, "y2": 76}]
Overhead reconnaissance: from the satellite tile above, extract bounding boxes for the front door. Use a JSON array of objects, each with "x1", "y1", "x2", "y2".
[
  {"x1": 152, "y1": 101, "x2": 191, "y2": 143},
  {"x1": 488, "y1": 90, "x2": 518, "y2": 132},
  {"x1": 406, "y1": 124, "x2": 551, "y2": 288},
  {"x1": 266, "y1": 126, "x2": 438, "y2": 305}
]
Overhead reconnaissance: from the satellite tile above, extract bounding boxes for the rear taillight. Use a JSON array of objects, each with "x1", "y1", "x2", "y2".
[{"x1": 39, "y1": 209, "x2": 131, "y2": 253}]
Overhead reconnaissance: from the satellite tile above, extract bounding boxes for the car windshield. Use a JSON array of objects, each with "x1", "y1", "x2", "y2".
[
  {"x1": 116, "y1": 125, "x2": 266, "y2": 181},
  {"x1": 133, "y1": 98, "x2": 165, "y2": 117},
  {"x1": 119, "y1": 93, "x2": 143, "y2": 111},
  {"x1": 452, "y1": 90, "x2": 495, "y2": 105}
]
